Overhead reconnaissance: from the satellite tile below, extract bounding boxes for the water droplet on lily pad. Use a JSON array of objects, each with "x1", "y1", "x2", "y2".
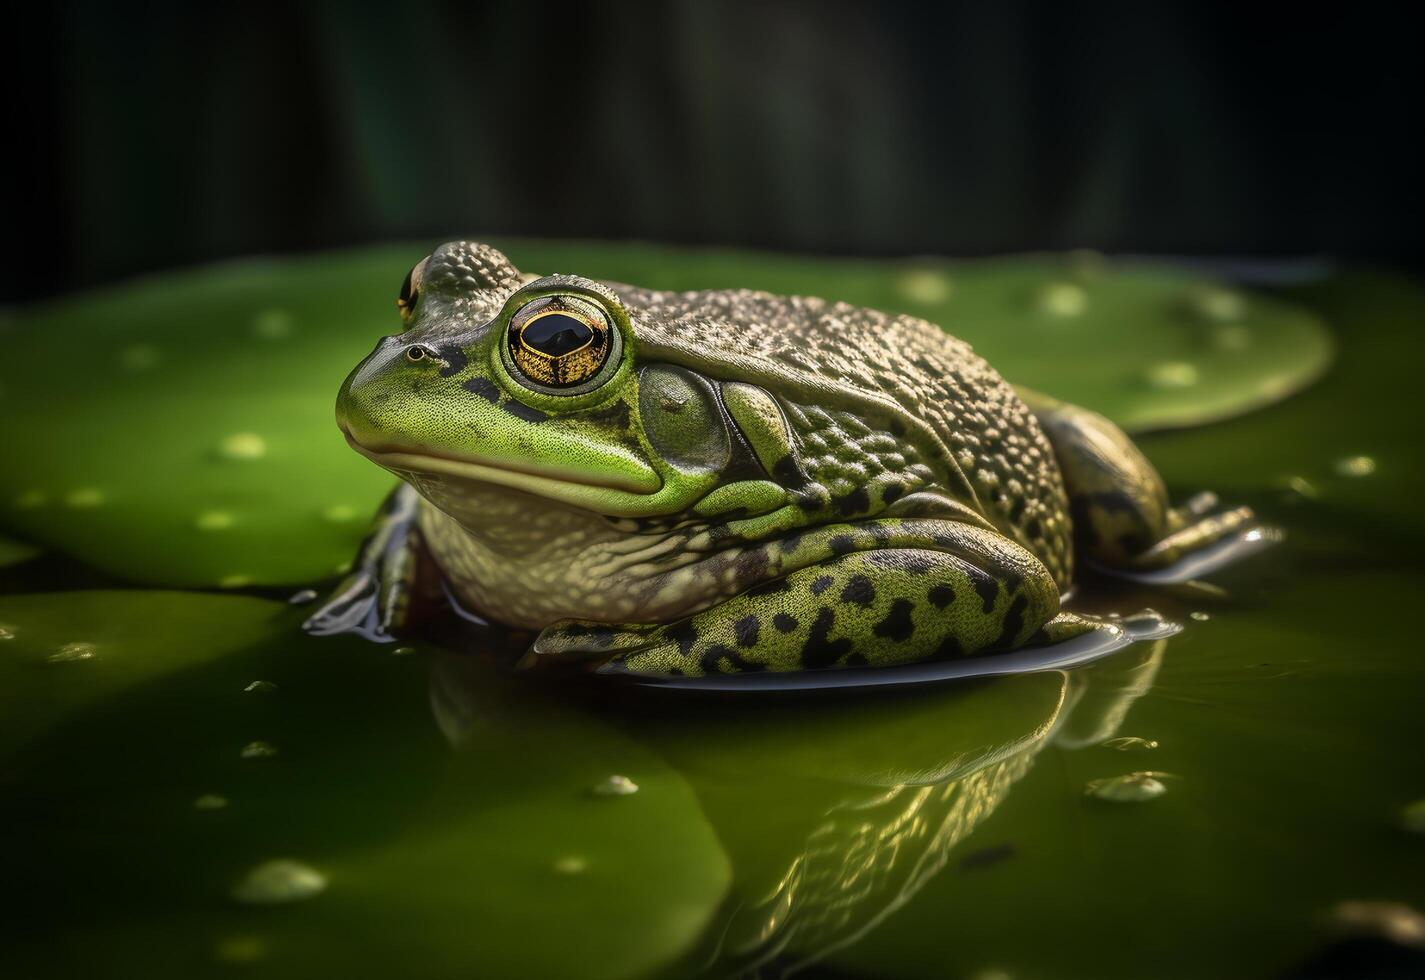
[
  {"x1": 0, "y1": 624, "x2": 14, "y2": 640},
  {"x1": 243, "y1": 680, "x2": 278, "y2": 694},
  {"x1": 194, "y1": 510, "x2": 235, "y2": 531},
  {"x1": 1146, "y1": 361, "x2": 1199, "y2": 389},
  {"x1": 1400, "y1": 799, "x2": 1425, "y2": 834},
  {"x1": 1036, "y1": 282, "x2": 1087, "y2": 318},
  {"x1": 194, "y1": 793, "x2": 229, "y2": 810},
  {"x1": 117, "y1": 344, "x2": 162, "y2": 372},
  {"x1": 48, "y1": 641, "x2": 97, "y2": 663},
  {"x1": 1334, "y1": 455, "x2": 1377, "y2": 478},
  {"x1": 1085, "y1": 771, "x2": 1171, "y2": 802},
  {"x1": 392, "y1": 646, "x2": 417, "y2": 657},
  {"x1": 240, "y1": 740, "x2": 277, "y2": 760},
  {"x1": 251, "y1": 309, "x2": 294, "y2": 340},
  {"x1": 322, "y1": 504, "x2": 359, "y2": 523},
  {"x1": 552, "y1": 856, "x2": 588, "y2": 875},
  {"x1": 219, "y1": 432, "x2": 267, "y2": 461},
  {"x1": 591, "y1": 774, "x2": 639, "y2": 797},
  {"x1": 64, "y1": 487, "x2": 106, "y2": 509},
  {"x1": 1101, "y1": 737, "x2": 1159, "y2": 751},
  {"x1": 1188, "y1": 285, "x2": 1246, "y2": 323},
  {"x1": 1190, "y1": 611, "x2": 1211, "y2": 622},
  {"x1": 230, "y1": 859, "x2": 327, "y2": 905},
  {"x1": 897, "y1": 268, "x2": 953, "y2": 304},
  {"x1": 213, "y1": 935, "x2": 268, "y2": 963},
  {"x1": 288, "y1": 589, "x2": 318, "y2": 605}
]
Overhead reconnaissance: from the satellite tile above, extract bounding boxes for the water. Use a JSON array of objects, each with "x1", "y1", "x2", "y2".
[{"x1": 1, "y1": 268, "x2": 1423, "y2": 979}]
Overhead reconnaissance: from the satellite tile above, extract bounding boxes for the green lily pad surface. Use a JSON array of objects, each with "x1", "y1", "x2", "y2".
[
  {"x1": 0, "y1": 591, "x2": 730, "y2": 980},
  {"x1": 0, "y1": 241, "x2": 1331, "y2": 587}
]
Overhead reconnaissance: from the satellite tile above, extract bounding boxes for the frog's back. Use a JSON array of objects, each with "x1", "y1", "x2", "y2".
[{"x1": 616, "y1": 285, "x2": 1074, "y2": 585}]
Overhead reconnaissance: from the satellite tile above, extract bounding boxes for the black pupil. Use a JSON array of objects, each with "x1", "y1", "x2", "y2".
[{"x1": 523, "y1": 313, "x2": 594, "y2": 356}]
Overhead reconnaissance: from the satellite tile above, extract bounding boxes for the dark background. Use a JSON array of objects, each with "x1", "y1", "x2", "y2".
[{"x1": 10, "y1": 0, "x2": 1422, "y2": 302}]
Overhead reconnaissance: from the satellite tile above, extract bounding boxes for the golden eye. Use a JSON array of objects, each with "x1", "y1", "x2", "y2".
[
  {"x1": 507, "y1": 296, "x2": 612, "y2": 389},
  {"x1": 396, "y1": 257, "x2": 429, "y2": 325}
]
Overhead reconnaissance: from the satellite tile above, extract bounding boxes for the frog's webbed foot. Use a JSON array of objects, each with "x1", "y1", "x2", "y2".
[
  {"x1": 303, "y1": 484, "x2": 437, "y2": 642},
  {"x1": 531, "y1": 522, "x2": 1064, "y2": 678}
]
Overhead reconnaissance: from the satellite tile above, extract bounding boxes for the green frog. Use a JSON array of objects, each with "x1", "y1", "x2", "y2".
[{"x1": 306, "y1": 241, "x2": 1256, "y2": 676}]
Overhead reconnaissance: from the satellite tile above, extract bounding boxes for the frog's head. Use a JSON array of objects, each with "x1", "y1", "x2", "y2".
[{"x1": 338, "y1": 242, "x2": 774, "y2": 523}]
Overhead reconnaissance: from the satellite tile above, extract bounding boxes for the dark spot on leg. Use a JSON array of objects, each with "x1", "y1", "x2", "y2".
[
  {"x1": 935, "y1": 633, "x2": 965, "y2": 658},
  {"x1": 845, "y1": 652, "x2": 869, "y2": 667},
  {"x1": 970, "y1": 569, "x2": 1000, "y2": 613},
  {"x1": 994, "y1": 594, "x2": 1029, "y2": 648},
  {"x1": 802, "y1": 607, "x2": 852, "y2": 668},
  {"x1": 881, "y1": 481, "x2": 905, "y2": 504},
  {"x1": 462, "y1": 377, "x2": 499, "y2": 402},
  {"x1": 773, "y1": 612, "x2": 798, "y2": 632},
  {"x1": 810, "y1": 575, "x2": 835, "y2": 595},
  {"x1": 733, "y1": 615, "x2": 761, "y2": 648},
  {"x1": 928, "y1": 584, "x2": 955, "y2": 608},
  {"x1": 839, "y1": 574, "x2": 876, "y2": 607},
  {"x1": 699, "y1": 643, "x2": 764, "y2": 673},
  {"x1": 829, "y1": 535, "x2": 856, "y2": 556},
  {"x1": 501, "y1": 400, "x2": 550, "y2": 423},
  {"x1": 1118, "y1": 532, "x2": 1146, "y2": 556},
  {"x1": 872, "y1": 598, "x2": 916, "y2": 641},
  {"x1": 437, "y1": 346, "x2": 469, "y2": 378},
  {"x1": 666, "y1": 620, "x2": 699, "y2": 656}
]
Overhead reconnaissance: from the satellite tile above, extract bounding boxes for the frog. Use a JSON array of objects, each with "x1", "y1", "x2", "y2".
[{"x1": 305, "y1": 241, "x2": 1258, "y2": 677}]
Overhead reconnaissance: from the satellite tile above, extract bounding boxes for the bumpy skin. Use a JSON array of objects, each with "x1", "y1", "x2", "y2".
[{"x1": 305, "y1": 241, "x2": 1254, "y2": 675}]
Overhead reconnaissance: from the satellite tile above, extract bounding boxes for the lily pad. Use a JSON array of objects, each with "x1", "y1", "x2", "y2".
[
  {"x1": 0, "y1": 591, "x2": 730, "y2": 980},
  {"x1": 0, "y1": 241, "x2": 1331, "y2": 586}
]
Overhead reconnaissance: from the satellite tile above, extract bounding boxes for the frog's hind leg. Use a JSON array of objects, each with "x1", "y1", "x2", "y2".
[
  {"x1": 533, "y1": 523, "x2": 1099, "y2": 678},
  {"x1": 1021, "y1": 389, "x2": 1259, "y2": 578},
  {"x1": 303, "y1": 484, "x2": 441, "y2": 641}
]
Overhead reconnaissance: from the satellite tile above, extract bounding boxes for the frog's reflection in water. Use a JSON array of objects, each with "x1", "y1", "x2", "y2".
[{"x1": 429, "y1": 640, "x2": 1165, "y2": 978}]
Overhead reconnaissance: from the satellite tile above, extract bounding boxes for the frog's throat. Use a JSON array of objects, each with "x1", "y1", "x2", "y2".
[{"x1": 345, "y1": 436, "x2": 696, "y2": 519}]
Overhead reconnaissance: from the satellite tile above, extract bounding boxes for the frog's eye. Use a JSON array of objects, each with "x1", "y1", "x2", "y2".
[
  {"x1": 396, "y1": 257, "x2": 429, "y2": 326},
  {"x1": 507, "y1": 295, "x2": 614, "y2": 390}
]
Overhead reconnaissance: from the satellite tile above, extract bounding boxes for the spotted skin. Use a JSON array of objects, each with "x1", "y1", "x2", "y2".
[
  {"x1": 310, "y1": 241, "x2": 1261, "y2": 673},
  {"x1": 532, "y1": 520, "x2": 1063, "y2": 677}
]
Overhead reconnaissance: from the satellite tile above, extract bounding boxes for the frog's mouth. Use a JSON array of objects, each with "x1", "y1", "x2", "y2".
[{"x1": 341, "y1": 429, "x2": 677, "y2": 517}]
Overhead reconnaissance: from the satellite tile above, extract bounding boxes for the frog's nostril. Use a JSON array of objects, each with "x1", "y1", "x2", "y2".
[{"x1": 405, "y1": 345, "x2": 433, "y2": 363}]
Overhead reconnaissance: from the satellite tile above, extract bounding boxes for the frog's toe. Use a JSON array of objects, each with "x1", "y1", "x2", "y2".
[
  {"x1": 303, "y1": 570, "x2": 394, "y2": 641},
  {"x1": 1118, "y1": 505, "x2": 1276, "y2": 583}
]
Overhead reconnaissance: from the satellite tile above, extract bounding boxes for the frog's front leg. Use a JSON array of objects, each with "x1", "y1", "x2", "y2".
[
  {"x1": 303, "y1": 484, "x2": 438, "y2": 642},
  {"x1": 533, "y1": 523, "x2": 1100, "y2": 677}
]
